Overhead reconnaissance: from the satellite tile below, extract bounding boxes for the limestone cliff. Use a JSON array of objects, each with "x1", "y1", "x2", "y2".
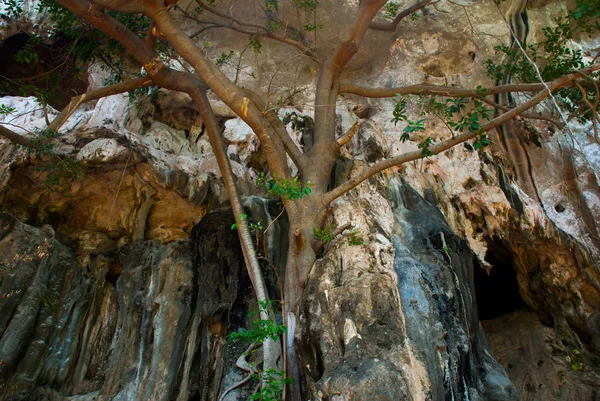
[{"x1": 0, "y1": 0, "x2": 599, "y2": 400}]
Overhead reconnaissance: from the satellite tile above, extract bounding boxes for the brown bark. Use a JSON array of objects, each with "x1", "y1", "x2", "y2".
[
  {"x1": 369, "y1": 0, "x2": 436, "y2": 31},
  {"x1": 0, "y1": 125, "x2": 38, "y2": 149},
  {"x1": 323, "y1": 63, "x2": 600, "y2": 205},
  {"x1": 308, "y1": 0, "x2": 388, "y2": 193},
  {"x1": 48, "y1": 76, "x2": 152, "y2": 132},
  {"x1": 146, "y1": 3, "x2": 293, "y2": 183}
]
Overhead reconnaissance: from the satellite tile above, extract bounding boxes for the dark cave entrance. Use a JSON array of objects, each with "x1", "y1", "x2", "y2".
[
  {"x1": 0, "y1": 33, "x2": 88, "y2": 110},
  {"x1": 473, "y1": 239, "x2": 527, "y2": 320}
]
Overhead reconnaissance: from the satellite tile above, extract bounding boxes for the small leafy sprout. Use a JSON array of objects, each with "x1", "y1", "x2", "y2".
[
  {"x1": 250, "y1": 369, "x2": 292, "y2": 401},
  {"x1": 402, "y1": 118, "x2": 426, "y2": 142},
  {"x1": 473, "y1": 133, "x2": 490, "y2": 150},
  {"x1": 446, "y1": 97, "x2": 469, "y2": 115},
  {"x1": 228, "y1": 301, "x2": 286, "y2": 344},
  {"x1": 475, "y1": 85, "x2": 488, "y2": 97},
  {"x1": 383, "y1": 2, "x2": 400, "y2": 19},
  {"x1": 256, "y1": 172, "x2": 312, "y2": 200},
  {"x1": 418, "y1": 136, "x2": 433, "y2": 158},
  {"x1": 231, "y1": 214, "x2": 248, "y2": 230},
  {"x1": 410, "y1": 12, "x2": 420, "y2": 21},
  {"x1": 249, "y1": 35, "x2": 262, "y2": 54},
  {"x1": 216, "y1": 50, "x2": 234, "y2": 67},
  {"x1": 0, "y1": 104, "x2": 16, "y2": 115},
  {"x1": 37, "y1": 156, "x2": 86, "y2": 193},
  {"x1": 567, "y1": 348, "x2": 584, "y2": 372},
  {"x1": 391, "y1": 95, "x2": 408, "y2": 126},
  {"x1": 14, "y1": 35, "x2": 42, "y2": 64},
  {"x1": 249, "y1": 221, "x2": 263, "y2": 233},
  {"x1": 313, "y1": 226, "x2": 334, "y2": 243},
  {"x1": 347, "y1": 228, "x2": 363, "y2": 246}
]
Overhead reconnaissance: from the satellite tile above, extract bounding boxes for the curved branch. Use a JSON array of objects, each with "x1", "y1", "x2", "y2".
[
  {"x1": 340, "y1": 82, "x2": 550, "y2": 98},
  {"x1": 195, "y1": 0, "x2": 266, "y2": 32},
  {"x1": 48, "y1": 76, "x2": 152, "y2": 132},
  {"x1": 187, "y1": 5, "x2": 318, "y2": 60},
  {"x1": 192, "y1": 20, "x2": 318, "y2": 60},
  {"x1": 58, "y1": 0, "x2": 156, "y2": 65},
  {"x1": 337, "y1": 121, "x2": 359, "y2": 147},
  {"x1": 369, "y1": 0, "x2": 437, "y2": 32},
  {"x1": 322, "y1": 65, "x2": 600, "y2": 205},
  {"x1": 478, "y1": 97, "x2": 564, "y2": 127},
  {"x1": 0, "y1": 125, "x2": 38, "y2": 149},
  {"x1": 244, "y1": 90, "x2": 307, "y2": 171}
]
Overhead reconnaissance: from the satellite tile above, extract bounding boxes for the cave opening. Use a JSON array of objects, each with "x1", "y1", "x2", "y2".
[
  {"x1": 0, "y1": 32, "x2": 88, "y2": 110},
  {"x1": 474, "y1": 239, "x2": 527, "y2": 321}
]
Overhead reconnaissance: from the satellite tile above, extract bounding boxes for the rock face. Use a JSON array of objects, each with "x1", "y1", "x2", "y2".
[
  {"x1": 298, "y1": 179, "x2": 517, "y2": 401},
  {"x1": 0, "y1": 210, "x2": 252, "y2": 401},
  {"x1": 483, "y1": 309, "x2": 600, "y2": 401},
  {"x1": 1, "y1": 0, "x2": 600, "y2": 400}
]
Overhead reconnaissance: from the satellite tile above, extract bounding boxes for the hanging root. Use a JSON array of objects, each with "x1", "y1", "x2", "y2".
[{"x1": 218, "y1": 342, "x2": 259, "y2": 401}]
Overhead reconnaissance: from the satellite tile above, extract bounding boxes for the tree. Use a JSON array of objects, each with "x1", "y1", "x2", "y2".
[{"x1": 0, "y1": 0, "x2": 599, "y2": 399}]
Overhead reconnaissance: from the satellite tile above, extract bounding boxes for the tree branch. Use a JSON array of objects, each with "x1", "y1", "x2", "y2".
[
  {"x1": 244, "y1": 90, "x2": 307, "y2": 171},
  {"x1": 369, "y1": 0, "x2": 437, "y2": 32},
  {"x1": 478, "y1": 97, "x2": 564, "y2": 127},
  {"x1": 0, "y1": 125, "x2": 38, "y2": 149},
  {"x1": 322, "y1": 64, "x2": 600, "y2": 205},
  {"x1": 308, "y1": 0, "x2": 388, "y2": 189},
  {"x1": 339, "y1": 82, "x2": 550, "y2": 98},
  {"x1": 189, "y1": 19, "x2": 318, "y2": 60},
  {"x1": 195, "y1": 0, "x2": 266, "y2": 31},
  {"x1": 144, "y1": 2, "x2": 293, "y2": 182},
  {"x1": 337, "y1": 121, "x2": 360, "y2": 148},
  {"x1": 48, "y1": 76, "x2": 152, "y2": 132},
  {"x1": 189, "y1": 1, "x2": 318, "y2": 60},
  {"x1": 88, "y1": 0, "x2": 146, "y2": 13}
]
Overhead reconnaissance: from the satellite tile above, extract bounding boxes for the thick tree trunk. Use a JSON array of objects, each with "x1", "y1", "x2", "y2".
[{"x1": 283, "y1": 202, "x2": 322, "y2": 401}]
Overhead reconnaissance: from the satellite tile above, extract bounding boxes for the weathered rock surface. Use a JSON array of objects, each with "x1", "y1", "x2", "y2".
[
  {"x1": 0, "y1": 210, "x2": 253, "y2": 401},
  {"x1": 1, "y1": 0, "x2": 600, "y2": 400},
  {"x1": 483, "y1": 309, "x2": 600, "y2": 401},
  {"x1": 299, "y1": 178, "x2": 517, "y2": 401}
]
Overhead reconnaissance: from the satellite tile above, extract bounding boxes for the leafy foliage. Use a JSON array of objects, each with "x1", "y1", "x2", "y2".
[
  {"x1": 346, "y1": 228, "x2": 364, "y2": 246},
  {"x1": 0, "y1": 0, "x2": 23, "y2": 20},
  {"x1": 0, "y1": 105, "x2": 16, "y2": 115},
  {"x1": 250, "y1": 369, "x2": 292, "y2": 401},
  {"x1": 313, "y1": 226, "x2": 334, "y2": 243},
  {"x1": 228, "y1": 300, "x2": 285, "y2": 345},
  {"x1": 485, "y1": 0, "x2": 600, "y2": 122},
  {"x1": 383, "y1": 2, "x2": 400, "y2": 19},
  {"x1": 256, "y1": 173, "x2": 312, "y2": 200}
]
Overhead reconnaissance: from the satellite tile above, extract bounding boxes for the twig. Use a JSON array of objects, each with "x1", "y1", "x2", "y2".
[{"x1": 337, "y1": 121, "x2": 360, "y2": 147}]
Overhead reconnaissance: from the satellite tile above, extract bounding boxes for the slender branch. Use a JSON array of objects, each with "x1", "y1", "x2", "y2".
[
  {"x1": 244, "y1": 90, "x2": 306, "y2": 171},
  {"x1": 478, "y1": 97, "x2": 564, "y2": 127},
  {"x1": 0, "y1": 125, "x2": 38, "y2": 149},
  {"x1": 575, "y1": 72, "x2": 600, "y2": 144},
  {"x1": 337, "y1": 121, "x2": 360, "y2": 147},
  {"x1": 48, "y1": 76, "x2": 152, "y2": 132},
  {"x1": 313, "y1": 222, "x2": 352, "y2": 251},
  {"x1": 369, "y1": 0, "x2": 437, "y2": 32},
  {"x1": 339, "y1": 82, "x2": 552, "y2": 98},
  {"x1": 195, "y1": 0, "x2": 266, "y2": 31},
  {"x1": 186, "y1": 14, "x2": 318, "y2": 60},
  {"x1": 323, "y1": 65, "x2": 600, "y2": 205}
]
